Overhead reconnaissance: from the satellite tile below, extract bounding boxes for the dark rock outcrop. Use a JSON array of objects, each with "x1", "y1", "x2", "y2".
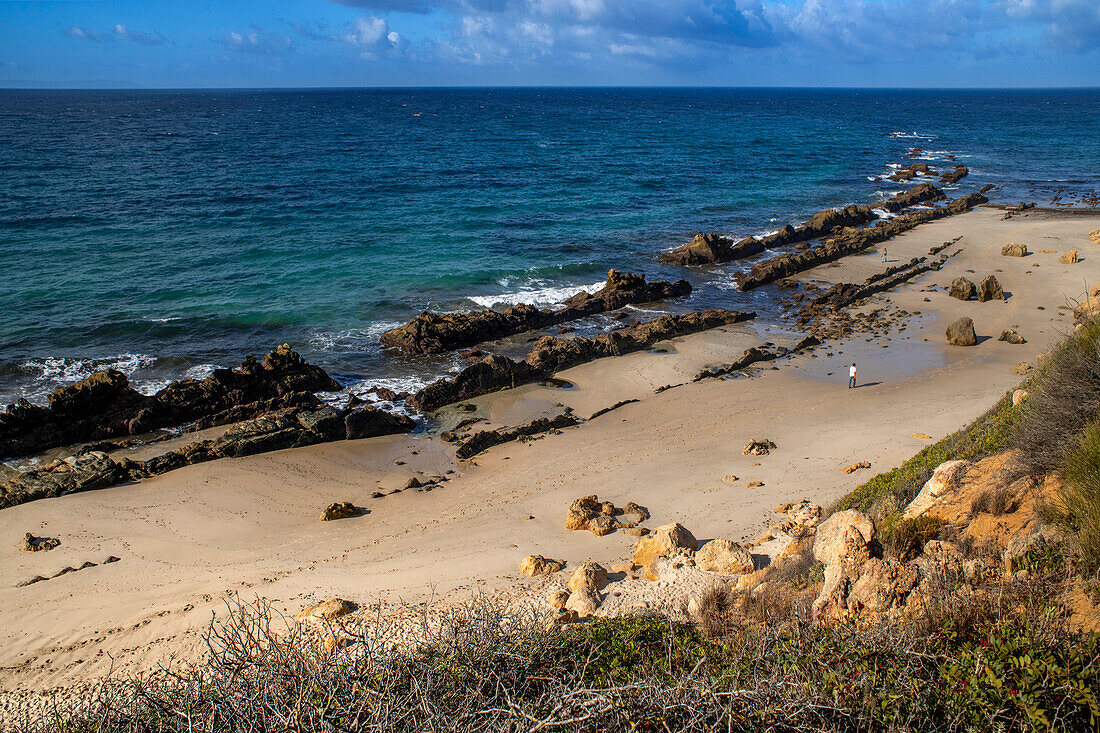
[
  {"x1": 735, "y1": 192, "x2": 986, "y2": 291},
  {"x1": 694, "y1": 336, "x2": 819, "y2": 381},
  {"x1": 0, "y1": 344, "x2": 341, "y2": 460},
  {"x1": 0, "y1": 403, "x2": 414, "y2": 509},
  {"x1": 949, "y1": 277, "x2": 976, "y2": 301},
  {"x1": 886, "y1": 162, "x2": 931, "y2": 182},
  {"x1": 456, "y1": 413, "x2": 579, "y2": 460},
  {"x1": 380, "y1": 270, "x2": 691, "y2": 355},
  {"x1": 940, "y1": 165, "x2": 969, "y2": 185},
  {"x1": 661, "y1": 206, "x2": 875, "y2": 267},
  {"x1": 876, "y1": 183, "x2": 946, "y2": 213},
  {"x1": 409, "y1": 309, "x2": 755, "y2": 412},
  {"x1": 976, "y1": 275, "x2": 1005, "y2": 302},
  {"x1": 946, "y1": 317, "x2": 977, "y2": 346}
]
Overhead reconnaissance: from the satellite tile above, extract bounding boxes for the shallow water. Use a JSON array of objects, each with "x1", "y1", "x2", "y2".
[{"x1": 2, "y1": 88, "x2": 1098, "y2": 404}]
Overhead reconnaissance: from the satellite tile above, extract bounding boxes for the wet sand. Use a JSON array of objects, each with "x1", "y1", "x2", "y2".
[{"x1": 2, "y1": 206, "x2": 1099, "y2": 694}]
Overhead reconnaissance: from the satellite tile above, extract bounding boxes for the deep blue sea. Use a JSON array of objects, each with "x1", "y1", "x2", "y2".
[{"x1": 1, "y1": 88, "x2": 1098, "y2": 405}]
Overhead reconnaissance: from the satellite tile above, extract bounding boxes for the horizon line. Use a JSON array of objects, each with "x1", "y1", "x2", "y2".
[{"x1": 2, "y1": 84, "x2": 1100, "y2": 92}]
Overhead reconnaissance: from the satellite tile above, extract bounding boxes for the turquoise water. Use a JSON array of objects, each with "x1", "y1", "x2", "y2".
[{"x1": 1, "y1": 88, "x2": 1098, "y2": 404}]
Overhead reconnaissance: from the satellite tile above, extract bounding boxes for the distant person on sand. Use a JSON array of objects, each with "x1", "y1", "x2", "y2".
[
  {"x1": 849, "y1": 363, "x2": 857, "y2": 389},
  {"x1": 881, "y1": 248, "x2": 888, "y2": 263}
]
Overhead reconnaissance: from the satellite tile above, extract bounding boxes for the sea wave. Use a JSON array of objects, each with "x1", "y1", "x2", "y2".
[
  {"x1": 19, "y1": 353, "x2": 157, "y2": 385},
  {"x1": 466, "y1": 279, "x2": 606, "y2": 309},
  {"x1": 310, "y1": 323, "x2": 401, "y2": 351}
]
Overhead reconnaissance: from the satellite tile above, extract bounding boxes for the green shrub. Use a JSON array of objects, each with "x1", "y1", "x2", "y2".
[
  {"x1": 1049, "y1": 418, "x2": 1100, "y2": 578},
  {"x1": 880, "y1": 515, "x2": 946, "y2": 562}
]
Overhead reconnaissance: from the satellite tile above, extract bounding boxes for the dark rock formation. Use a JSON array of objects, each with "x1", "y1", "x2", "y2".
[
  {"x1": 409, "y1": 309, "x2": 755, "y2": 412},
  {"x1": 876, "y1": 183, "x2": 946, "y2": 213},
  {"x1": 0, "y1": 344, "x2": 341, "y2": 460},
  {"x1": 946, "y1": 317, "x2": 977, "y2": 346},
  {"x1": 886, "y1": 162, "x2": 931, "y2": 182},
  {"x1": 0, "y1": 403, "x2": 414, "y2": 510},
  {"x1": 380, "y1": 270, "x2": 691, "y2": 355},
  {"x1": 524, "y1": 310, "x2": 755, "y2": 374},
  {"x1": 661, "y1": 205, "x2": 875, "y2": 267},
  {"x1": 940, "y1": 165, "x2": 969, "y2": 185},
  {"x1": 949, "y1": 277, "x2": 977, "y2": 301},
  {"x1": 456, "y1": 413, "x2": 579, "y2": 460},
  {"x1": 976, "y1": 275, "x2": 1005, "y2": 302},
  {"x1": 735, "y1": 192, "x2": 986, "y2": 291},
  {"x1": 695, "y1": 336, "x2": 819, "y2": 381}
]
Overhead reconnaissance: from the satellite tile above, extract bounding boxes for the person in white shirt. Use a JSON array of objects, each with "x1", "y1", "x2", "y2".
[{"x1": 848, "y1": 363, "x2": 857, "y2": 389}]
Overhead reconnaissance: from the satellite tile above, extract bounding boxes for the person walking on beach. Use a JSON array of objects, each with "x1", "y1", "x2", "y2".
[
  {"x1": 881, "y1": 248, "x2": 888, "y2": 263},
  {"x1": 848, "y1": 363, "x2": 857, "y2": 389}
]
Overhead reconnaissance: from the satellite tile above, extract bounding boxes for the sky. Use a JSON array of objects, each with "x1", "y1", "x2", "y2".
[{"x1": 0, "y1": 1, "x2": 1098, "y2": 88}]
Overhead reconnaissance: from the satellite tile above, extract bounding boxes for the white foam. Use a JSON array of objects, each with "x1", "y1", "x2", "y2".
[
  {"x1": 21, "y1": 353, "x2": 157, "y2": 384},
  {"x1": 890, "y1": 131, "x2": 936, "y2": 139},
  {"x1": 310, "y1": 323, "x2": 401, "y2": 351},
  {"x1": 466, "y1": 280, "x2": 606, "y2": 309}
]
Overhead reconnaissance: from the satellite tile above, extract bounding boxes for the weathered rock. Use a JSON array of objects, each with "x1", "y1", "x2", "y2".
[
  {"x1": 320, "y1": 502, "x2": 359, "y2": 521},
  {"x1": 976, "y1": 275, "x2": 1004, "y2": 302},
  {"x1": 939, "y1": 165, "x2": 969, "y2": 185},
  {"x1": 948, "y1": 277, "x2": 976, "y2": 300},
  {"x1": 0, "y1": 344, "x2": 341, "y2": 461},
  {"x1": 1012, "y1": 362, "x2": 1033, "y2": 375},
  {"x1": 520, "y1": 555, "x2": 565, "y2": 577},
  {"x1": 813, "y1": 510, "x2": 875, "y2": 569},
  {"x1": 381, "y1": 270, "x2": 692, "y2": 354},
  {"x1": 345, "y1": 406, "x2": 416, "y2": 440},
  {"x1": 904, "y1": 460, "x2": 969, "y2": 519},
  {"x1": 1001, "y1": 243, "x2": 1028, "y2": 257},
  {"x1": 694, "y1": 539, "x2": 754, "y2": 575},
  {"x1": 298, "y1": 407, "x2": 346, "y2": 440},
  {"x1": 1060, "y1": 250, "x2": 1080, "y2": 264},
  {"x1": 876, "y1": 183, "x2": 945, "y2": 212},
  {"x1": 946, "y1": 317, "x2": 977, "y2": 346},
  {"x1": 775, "y1": 501, "x2": 823, "y2": 531},
  {"x1": 1090, "y1": 229, "x2": 1100, "y2": 244},
  {"x1": 564, "y1": 587, "x2": 601, "y2": 617},
  {"x1": 999, "y1": 329, "x2": 1025, "y2": 344},
  {"x1": 457, "y1": 413, "x2": 577, "y2": 460},
  {"x1": 22, "y1": 533, "x2": 60, "y2": 552},
  {"x1": 547, "y1": 590, "x2": 570, "y2": 609},
  {"x1": 295, "y1": 598, "x2": 355, "y2": 623},
  {"x1": 568, "y1": 561, "x2": 609, "y2": 593},
  {"x1": 1073, "y1": 294, "x2": 1100, "y2": 321},
  {"x1": 742, "y1": 439, "x2": 776, "y2": 456},
  {"x1": 737, "y1": 192, "x2": 986, "y2": 291},
  {"x1": 632, "y1": 522, "x2": 698, "y2": 567}
]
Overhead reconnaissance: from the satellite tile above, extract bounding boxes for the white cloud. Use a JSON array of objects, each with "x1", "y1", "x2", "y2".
[{"x1": 222, "y1": 28, "x2": 294, "y2": 55}]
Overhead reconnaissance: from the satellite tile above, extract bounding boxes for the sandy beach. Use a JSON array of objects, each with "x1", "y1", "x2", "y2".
[{"x1": 2, "y1": 205, "x2": 1099, "y2": 695}]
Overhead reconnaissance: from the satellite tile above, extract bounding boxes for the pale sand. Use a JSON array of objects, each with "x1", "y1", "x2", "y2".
[{"x1": 2, "y1": 207, "x2": 1099, "y2": 693}]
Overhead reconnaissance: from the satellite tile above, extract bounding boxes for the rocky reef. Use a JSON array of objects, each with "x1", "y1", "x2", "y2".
[
  {"x1": 380, "y1": 270, "x2": 691, "y2": 355},
  {"x1": 0, "y1": 344, "x2": 340, "y2": 460},
  {"x1": 408, "y1": 309, "x2": 755, "y2": 411}
]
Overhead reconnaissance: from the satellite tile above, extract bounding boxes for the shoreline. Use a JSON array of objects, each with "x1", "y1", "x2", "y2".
[{"x1": 2, "y1": 206, "x2": 1099, "y2": 695}]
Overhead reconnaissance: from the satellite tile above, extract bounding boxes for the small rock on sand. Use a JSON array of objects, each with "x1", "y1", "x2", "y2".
[
  {"x1": 1001, "y1": 243, "x2": 1028, "y2": 257},
  {"x1": 319, "y1": 502, "x2": 358, "y2": 521},
  {"x1": 746, "y1": 481, "x2": 764, "y2": 488},
  {"x1": 842, "y1": 461, "x2": 871, "y2": 474},
  {"x1": 694, "y1": 539, "x2": 754, "y2": 575},
  {"x1": 296, "y1": 598, "x2": 355, "y2": 623},
  {"x1": 742, "y1": 439, "x2": 777, "y2": 456},
  {"x1": 999, "y1": 329, "x2": 1025, "y2": 344},
  {"x1": 721, "y1": 474, "x2": 739, "y2": 484},
  {"x1": 946, "y1": 317, "x2": 977, "y2": 346},
  {"x1": 520, "y1": 555, "x2": 565, "y2": 577},
  {"x1": 632, "y1": 523, "x2": 697, "y2": 567},
  {"x1": 1060, "y1": 250, "x2": 1079, "y2": 264},
  {"x1": 910, "y1": 433, "x2": 932, "y2": 440}
]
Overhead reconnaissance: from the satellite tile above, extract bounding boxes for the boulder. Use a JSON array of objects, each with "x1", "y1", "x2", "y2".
[
  {"x1": 520, "y1": 555, "x2": 565, "y2": 577},
  {"x1": 1073, "y1": 294, "x2": 1100, "y2": 321},
  {"x1": 775, "y1": 500, "x2": 823, "y2": 530},
  {"x1": 567, "y1": 561, "x2": 609, "y2": 592},
  {"x1": 547, "y1": 590, "x2": 570, "y2": 609},
  {"x1": 694, "y1": 539, "x2": 754, "y2": 575},
  {"x1": 976, "y1": 275, "x2": 1004, "y2": 302},
  {"x1": 1059, "y1": 250, "x2": 1080, "y2": 264},
  {"x1": 945, "y1": 317, "x2": 977, "y2": 346},
  {"x1": 564, "y1": 587, "x2": 601, "y2": 617},
  {"x1": 948, "y1": 277, "x2": 976, "y2": 300},
  {"x1": 345, "y1": 406, "x2": 415, "y2": 440},
  {"x1": 295, "y1": 598, "x2": 355, "y2": 623},
  {"x1": 999, "y1": 329, "x2": 1025, "y2": 344},
  {"x1": 319, "y1": 502, "x2": 359, "y2": 521},
  {"x1": 813, "y1": 510, "x2": 875, "y2": 568},
  {"x1": 632, "y1": 522, "x2": 698, "y2": 567},
  {"x1": 1090, "y1": 229, "x2": 1100, "y2": 245},
  {"x1": 903, "y1": 460, "x2": 969, "y2": 519},
  {"x1": 1001, "y1": 243, "x2": 1028, "y2": 257},
  {"x1": 939, "y1": 165, "x2": 969, "y2": 185}
]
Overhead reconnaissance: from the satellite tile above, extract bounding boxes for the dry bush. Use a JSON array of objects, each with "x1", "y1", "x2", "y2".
[
  {"x1": 1012, "y1": 317, "x2": 1100, "y2": 477},
  {"x1": 968, "y1": 485, "x2": 1012, "y2": 517}
]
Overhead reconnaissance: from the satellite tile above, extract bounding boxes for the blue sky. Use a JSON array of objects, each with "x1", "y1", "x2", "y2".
[{"x1": 1, "y1": 1, "x2": 1098, "y2": 87}]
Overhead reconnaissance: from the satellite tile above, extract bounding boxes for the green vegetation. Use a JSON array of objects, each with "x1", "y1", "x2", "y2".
[
  {"x1": 880, "y1": 515, "x2": 946, "y2": 562},
  {"x1": 836, "y1": 392, "x2": 1016, "y2": 517}
]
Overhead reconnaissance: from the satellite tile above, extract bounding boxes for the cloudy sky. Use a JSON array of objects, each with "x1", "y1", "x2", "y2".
[{"x1": 1, "y1": 0, "x2": 1098, "y2": 87}]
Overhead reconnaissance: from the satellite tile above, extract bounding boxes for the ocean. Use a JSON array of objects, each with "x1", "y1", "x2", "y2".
[{"x1": 1, "y1": 87, "x2": 1098, "y2": 406}]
